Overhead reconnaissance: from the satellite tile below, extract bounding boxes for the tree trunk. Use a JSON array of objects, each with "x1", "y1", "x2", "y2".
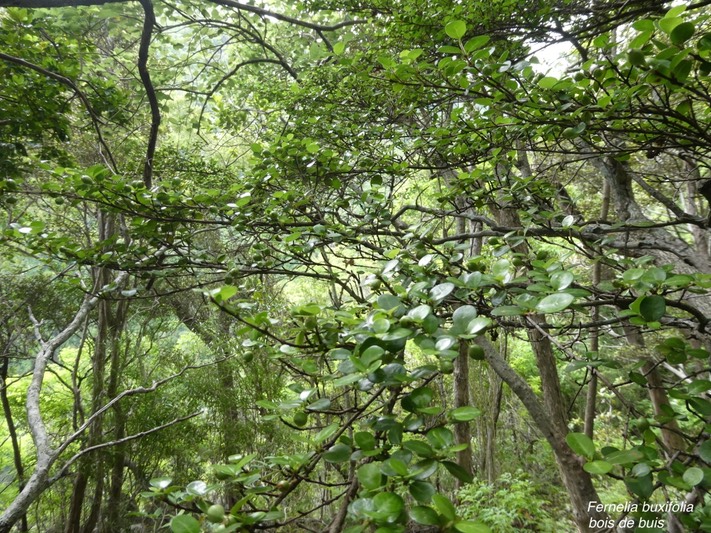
[
  {"x1": 0, "y1": 354, "x2": 28, "y2": 533},
  {"x1": 476, "y1": 336, "x2": 607, "y2": 532},
  {"x1": 485, "y1": 367, "x2": 503, "y2": 483},
  {"x1": 453, "y1": 342, "x2": 473, "y2": 486}
]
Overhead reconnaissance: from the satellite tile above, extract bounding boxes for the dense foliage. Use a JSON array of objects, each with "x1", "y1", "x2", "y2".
[{"x1": 2, "y1": 0, "x2": 711, "y2": 532}]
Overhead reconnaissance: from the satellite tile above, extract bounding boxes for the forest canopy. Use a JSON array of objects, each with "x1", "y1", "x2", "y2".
[{"x1": 1, "y1": 0, "x2": 711, "y2": 532}]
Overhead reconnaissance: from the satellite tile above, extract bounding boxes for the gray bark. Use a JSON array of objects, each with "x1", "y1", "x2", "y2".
[{"x1": 476, "y1": 336, "x2": 607, "y2": 532}]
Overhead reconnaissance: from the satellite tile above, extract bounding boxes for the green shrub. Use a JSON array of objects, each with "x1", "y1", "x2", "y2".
[{"x1": 457, "y1": 470, "x2": 571, "y2": 532}]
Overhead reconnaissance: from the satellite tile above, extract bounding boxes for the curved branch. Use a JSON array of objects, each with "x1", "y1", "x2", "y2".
[
  {"x1": 211, "y1": 0, "x2": 366, "y2": 32},
  {"x1": 138, "y1": 0, "x2": 160, "y2": 188},
  {"x1": 52, "y1": 411, "x2": 201, "y2": 481},
  {"x1": 0, "y1": 52, "x2": 118, "y2": 173},
  {"x1": 0, "y1": 0, "x2": 367, "y2": 32}
]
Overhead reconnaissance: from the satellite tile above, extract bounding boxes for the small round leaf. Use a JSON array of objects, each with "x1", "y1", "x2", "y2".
[
  {"x1": 536, "y1": 293, "x2": 575, "y2": 313},
  {"x1": 445, "y1": 20, "x2": 467, "y2": 40}
]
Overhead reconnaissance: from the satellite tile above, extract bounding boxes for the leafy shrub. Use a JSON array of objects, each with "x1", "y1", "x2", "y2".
[{"x1": 457, "y1": 471, "x2": 571, "y2": 532}]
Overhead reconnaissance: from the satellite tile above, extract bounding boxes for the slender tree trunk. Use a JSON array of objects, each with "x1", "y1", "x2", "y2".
[
  {"x1": 485, "y1": 366, "x2": 503, "y2": 483},
  {"x1": 66, "y1": 213, "x2": 127, "y2": 533},
  {"x1": 0, "y1": 286, "x2": 109, "y2": 533},
  {"x1": 584, "y1": 182, "x2": 610, "y2": 439},
  {"x1": 104, "y1": 313, "x2": 128, "y2": 532},
  {"x1": 0, "y1": 354, "x2": 28, "y2": 533},
  {"x1": 477, "y1": 336, "x2": 607, "y2": 532},
  {"x1": 453, "y1": 342, "x2": 473, "y2": 486}
]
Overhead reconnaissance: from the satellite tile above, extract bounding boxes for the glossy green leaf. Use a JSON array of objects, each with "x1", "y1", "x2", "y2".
[
  {"x1": 450, "y1": 406, "x2": 481, "y2": 422},
  {"x1": 451, "y1": 305, "x2": 478, "y2": 333},
  {"x1": 464, "y1": 35, "x2": 490, "y2": 52},
  {"x1": 639, "y1": 295, "x2": 666, "y2": 321},
  {"x1": 149, "y1": 477, "x2": 172, "y2": 489},
  {"x1": 445, "y1": 20, "x2": 466, "y2": 40},
  {"x1": 432, "y1": 494, "x2": 457, "y2": 521},
  {"x1": 402, "y1": 387, "x2": 434, "y2": 412},
  {"x1": 566, "y1": 432, "x2": 595, "y2": 459},
  {"x1": 409, "y1": 481, "x2": 435, "y2": 503},
  {"x1": 357, "y1": 463, "x2": 383, "y2": 490},
  {"x1": 683, "y1": 467, "x2": 704, "y2": 486},
  {"x1": 218, "y1": 285, "x2": 238, "y2": 301},
  {"x1": 583, "y1": 460, "x2": 613, "y2": 475},
  {"x1": 700, "y1": 440, "x2": 711, "y2": 462},
  {"x1": 430, "y1": 282, "x2": 455, "y2": 303},
  {"x1": 410, "y1": 506, "x2": 440, "y2": 525},
  {"x1": 426, "y1": 427, "x2": 454, "y2": 449},
  {"x1": 324, "y1": 444, "x2": 352, "y2": 463},
  {"x1": 371, "y1": 492, "x2": 404, "y2": 522},
  {"x1": 550, "y1": 271, "x2": 574, "y2": 290},
  {"x1": 170, "y1": 515, "x2": 200, "y2": 533},
  {"x1": 535, "y1": 293, "x2": 575, "y2": 313},
  {"x1": 306, "y1": 398, "x2": 331, "y2": 411},
  {"x1": 605, "y1": 449, "x2": 644, "y2": 465},
  {"x1": 403, "y1": 440, "x2": 434, "y2": 457},
  {"x1": 442, "y1": 460, "x2": 474, "y2": 483},
  {"x1": 670, "y1": 22, "x2": 694, "y2": 45}
]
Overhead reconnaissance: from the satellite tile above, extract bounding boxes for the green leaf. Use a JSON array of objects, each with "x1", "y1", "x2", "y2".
[
  {"x1": 409, "y1": 481, "x2": 436, "y2": 503},
  {"x1": 688, "y1": 397, "x2": 711, "y2": 416},
  {"x1": 410, "y1": 506, "x2": 440, "y2": 525},
  {"x1": 445, "y1": 20, "x2": 466, "y2": 40},
  {"x1": 426, "y1": 427, "x2": 454, "y2": 449},
  {"x1": 149, "y1": 477, "x2": 172, "y2": 489},
  {"x1": 408, "y1": 304, "x2": 432, "y2": 321},
  {"x1": 324, "y1": 443, "x2": 352, "y2": 463},
  {"x1": 455, "y1": 521, "x2": 492, "y2": 533},
  {"x1": 538, "y1": 76, "x2": 559, "y2": 89},
  {"x1": 466, "y1": 317, "x2": 491, "y2": 336},
  {"x1": 688, "y1": 380, "x2": 711, "y2": 395},
  {"x1": 605, "y1": 449, "x2": 644, "y2": 465},
  {"x1": 583, "y1": 460, "x2": 613, "y2": 475},
  {"x1": 170, "y1": 515, "x2": 200, "y2": 533},
  {"x1": 355, "y1": 431, "x2": 376, "y2": 451},
  {"x1": 683, "y1": 467, "x2": 704, "y2": 486},
  {"x1": 464, "y1": 35, "x2": 490, "y2": 52},
  {"x1": 451, "y1": 305, "x2": 478, "y2": 334},
  {"x1": 430, "y1": 282, "x2": 455, "y2": 304},
  {"x1": 186, "y1": 480, "x2": 207, "y2": 496},
  {"x1": 490, "y1": 305, "x2": 524, "y2": 316},
  {"x1": 566, "y1": 432, "x2": 595, "y2": 459},
  {"x1": 306, "y1": 398, "x2": 331, "y2": 411},
  {"x1": 377, "y1": 294, "x2": 403, "y2": 314},
  {"x1": 357, "y1": 463, "x2": 383, "y2": 490},
  {"x1": 450, "y1": 406, "x2": 481, "y2": 422},
  {"x1": 623, "y1": 268, "x2": 645, "y2": 283},
  {"x1": 639, "y1": 295, "x2": 666, "y2": 322},
  {"x1": 659, "y1": 16, "x2": 682, "y2": 35},
  {"x1": 626, "y1": 474, "x2": 653, "y2": 499},
  {"x1": 550, "y1": 271, "x2": 574, "y2": 291},
  {"x1": 432, "y1": 494, "x2": 457, "y2": 521},
  {"x1": 535, "y1": 293, "x2": 575, "y2": 313},
  {"x1": 402, "y1": 387, "x2": 434, "y2": 412},
  {"x1": 371, "y1": 492, "x2": 404, "y2": 522},
  {"x1": 700, "y1": 440, "x2": 711, "y2": 463},
  {"x1": 218, "y1": 285, "x2": 238, "y2": 301},
  {"x1": 403, "y1": 440, "x2": 434, "y2": 457},
  {"x1": 442, "y1": 460, "x2": 474, "y2": 483},
  {"x1": 670, "y1": 22, "x2": 694, "y2": 45}
]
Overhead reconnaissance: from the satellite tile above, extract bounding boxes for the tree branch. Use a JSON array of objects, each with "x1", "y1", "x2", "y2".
[
  {"x1": 51, "y1": 410, "x2": 202, "y2": 481},
  {"x1": 0, "y1": 51, "x2": 118, "y2": 173},
  {"x1": 138, "y1": 0, "x2": 160, "y2": 188}
]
